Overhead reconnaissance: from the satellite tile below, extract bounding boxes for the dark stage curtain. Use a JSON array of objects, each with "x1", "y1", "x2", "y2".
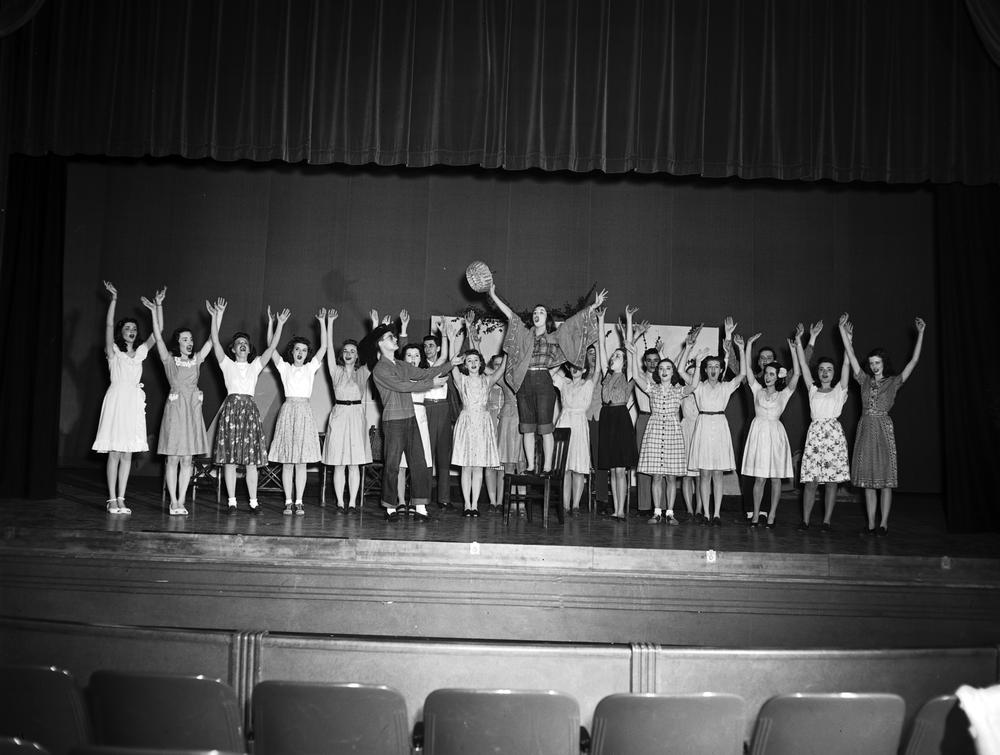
[
  {"x1": 965, "y1": 0, "x2": 1000, "y2": 68},
  {"x1": 935, "y1": 183, "x2": 1000, "y2": 532},
  {"x1": 4, "y1": 0, "x2": 1000, "y2": 183},
  {"x1": 0, "y1": 154, "x2": 65, "y2": 499}
]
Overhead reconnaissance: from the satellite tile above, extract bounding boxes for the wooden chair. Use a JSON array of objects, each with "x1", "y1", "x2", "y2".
[{"x1": 502, "y1": 428, "x2": 570, "y2": 527}]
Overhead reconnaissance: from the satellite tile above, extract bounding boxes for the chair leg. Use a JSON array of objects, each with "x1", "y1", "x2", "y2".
[
  {"x1": 320, "y1": 465, "x2": 326, "y2": 507},
  {"x1": 542, "y1": 477, "x2": 550, "y2": 528},
  {"x1": 502, "y1": 477, "x2": 511, "y2": 525},
  {"x1": 555, "y1": 480, "x2": 564, "y2": 524}
]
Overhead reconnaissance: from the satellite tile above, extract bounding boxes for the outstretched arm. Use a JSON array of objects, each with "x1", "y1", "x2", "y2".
[
  {"x1": 785, "y1": 336, "x2": 801, "y2": 393},
  {"x1": 261, "y1": 308, "x2": 289, "y2": 365},
  {"x1": 687, "y1": 348, "x2": 709, "y2": 393},
  {"x1": 265, "y1": 307, "x2": 281, "y2": 365},
  {"x1": 141, "y1": 293, "x2": 169, "y2": 361},
  {"x1": 207, "y1": 298, "x2": 227, "y2": 362},
  {"x1": 838, "y1": 313, "x2": 862, "y2": 378},
  {"x1": 596, "y1": 307, "x2": 609, "y2": 378},
  {"x1": 723, "y1": 316, "x2": 738, "y2": 375},
  {"x1": 102, "y1": 281, "x2": 118, "y2": 359},
  {"x1": 794, "y1": 326, "x2": 813, "y2": 390},
  {"x1": 140, "y1": 286, "x2": 164, "y2": 350},
  {"x1": 735, "y1": 333, "x2": 751, "y2": 385},
  {"x1": 900, "y1": 317, "x2": 926, "y2": 383},
  {"x1": 325, "y1": 308, "x2": 340, "y2": 373},
  {"x1": 314, "y1": 308, "x2": 329, "y2": 363},
  {"x1": 487, "y1": 353, "x2": 507, "y2": 386},
  {"x1": 488, "y1": 284, "x2": 516, "y2": 321},
  {"x1": 464, "y1": 309, "x2": 482, "y2": 352}
]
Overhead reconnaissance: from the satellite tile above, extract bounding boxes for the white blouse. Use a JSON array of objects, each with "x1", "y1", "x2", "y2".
[
  {"x1": 220, "y1": 356, "x2": 264, "y2": 396},
  {"x1": 275, "y1": 356, "x2": 322, "y2": 398}
]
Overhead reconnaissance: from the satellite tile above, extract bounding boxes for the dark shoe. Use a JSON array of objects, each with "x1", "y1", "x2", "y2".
[
  {"x1": 757, "y1": 513, "x2": 768, "y2": 526},
  {"x1": 438, "y1": 502, "x2": 456, "y2": 511},
  {"x1": 463, "y1": 509, "x2": 472, "y2": 518},
  {"x1": 647, "y1": 514, "x2": 662, "y2": 524},
  {"x1": 471, "y1": 509, "x2": 480, "y2": 518},
  {"x1": 335, "y1": 505, "x2": 346, "y2": 515},
  {"x1": 796, "y1": 520, "x2": 809, "y2": 532},
  {"x1": 820, "y1": 522, "x2": 832, "y2": 532},
  {"x1": 712, "y1": 516, "x2": 722, "y2": 527},
  {"x1": 348, "y1": 506, "x2": 358, "y2": 516},
  {"x1": 766, "y1": 521, "x2": 776, "y2": 530},
  {"x1": 694, "y1": 513, "x2": 706, "y2": 525},
  {"x1": 227, "y1": 505, "x2": 237, "y2": 517},
  {"x1": 383, "y1": 510, "x2": 400, "y2": 522},
  {"x1": 876, "y1": 526, "x2": 888, "y2": 537},
  {"x1": 861, "y1": 526, "x2": 875, "y2": 536},
  {"x1": 414, "y1": 511, "x2": 430, "y2": 522},
  {"x1": 665, "y1": 514, "x2": 680, "y2": 526}
]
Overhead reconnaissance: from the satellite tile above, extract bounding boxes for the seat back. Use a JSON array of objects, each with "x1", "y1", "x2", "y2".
[
  {"x1": 591, "y1": 693, "x2": 744, "y2": 755},
  {"x1": 904, "y1": 695, "x2": 977, "y2": 755},
  {"x1": 0, "y1": 738, "x2": 51, "y2": 755},
  {"x1": 551, "y1": 428, "x2": 571, "y2": 476},
  {"x1": 252, "y1": 681, "x2": 408, "y2": 755},
  {"x1": 422, "y1": 688, "x2": 580, "y2": 755},
  {"x1": 749, "y1": 693, "x2": 905, "y2": 755},
  {"x1": 0, "y1": 666, "x2": 91, "y2": 755},
  {"x1": 87, "y1": 671, "x2": 243, "y2": 752}
]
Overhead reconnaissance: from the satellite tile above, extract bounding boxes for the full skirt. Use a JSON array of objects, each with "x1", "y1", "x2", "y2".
[
  {"x1": 213, "y1": 394, "x2": 267, "y2": 466},
  {"x1": 800, "y1": 418, "x2": 850, "y2": 483},
  {"x1": 93, "y1": 384, "x2": 148, "y2": 453},
  {"x1": 452, "y1": 409, "x2": 500, "y2": 467},
  {"x1": 741, "y1": 418, "x2": 793, "y2": 479},
  {"x1": 687, "y1": 415, "x2": 735, "y2": 471},
  {"x1": 323, "y1": 403, "x2": 372, "y2": 466},
  {"x1": 269, "y1": 398, "x2": 321, "y2": 464},
  {"x1": 157, "y1": 390, "x2": 208, "y2": 456},
  {"x1": 852, "y1": 414, "x2": 897, "y2": 488},
  {"x1": 597, "y1": 405, "x2": 638, "y2": 469}
]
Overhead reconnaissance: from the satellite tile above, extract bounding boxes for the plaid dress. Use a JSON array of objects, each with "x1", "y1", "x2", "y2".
[{"x1": 637, "y1": 381, "x2": 687, "y2": 476}]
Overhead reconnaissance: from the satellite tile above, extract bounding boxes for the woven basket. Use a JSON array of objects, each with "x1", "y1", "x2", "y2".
[{"x1": 465, "y1": 260, "x2": 494, "y2": 293}]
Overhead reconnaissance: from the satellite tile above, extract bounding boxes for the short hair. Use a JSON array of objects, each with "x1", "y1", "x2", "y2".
[
  {"x1": 652, "y1": 357, "x2": 682, "y2": 386},
  {"x1": 756, "y1": 346, "x2": 777, "y2": 366},
  {"x1": 226, "y1": 331, "x2": 258, "y2": 362},
  {"x1": 167, "y1": 326, "x2": 194, "y2": 358},
  {"x1": 423, "y1": 333, "x2": 441, "y2": 347},
  {"x1": 458, "y1": 349, "x2": 486, "y2": 375},
  {"x1": 283, "y1": 336, "x2": 313, "y2": 364},
  {"x1": 113, "y1": 318, "x2": 140, "y2": 352},
  {"x1": 641, "y1": 348, "x2": 660, "y2": 371},
  {"x1": 863, "y1": 347, "x2": 896, "y2": 377}
]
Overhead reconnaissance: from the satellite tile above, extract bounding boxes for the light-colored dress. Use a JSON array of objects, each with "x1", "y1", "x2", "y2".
[
  {"x1": 552, "y1": 373, "x2": 594, "y2": 475},
  {"x1": 687, "y1": 379, "x2": 741, "y2": 471},
  {"x1": 852, "y1": 373, "x2": 902, "y2": 488},
  {"x1": 451, "y1": 372, "x2": 500, "y2": 467},
  {"x1": 800, "y1": 384, "x2": 850, "y2": 483},
  {"x1": 680, "y1": 393, "x2": 700, "y2": 477},
  {"x1": 323, "y1": 364, "x2": 373, "y2": 466},
  {"x1": 93, "y1": 343, "x2": 149, "y2": 453},
  {"x1": 269, "y1": 356, "x2": 323, "y2": 464},
  {"x1": 637, "y1": 380, "x2": 687, "y2": 477},
  {"x1": 157, "y1": 356, "x2": 208, "y2": 456},
  {"x1": 496, "y1": 379, "x2": 526, "y2": 471},
  {"x1": 741, "y1": 382, "x2": 794, "y2": 478}
]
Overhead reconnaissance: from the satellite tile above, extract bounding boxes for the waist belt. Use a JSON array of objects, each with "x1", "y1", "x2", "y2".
[
  {"x1": 603, "y1": 402, "x2": 626, "y2": 407},
  {"x1": 865, "y1": 410, "x2": 888, "y2": 417},
  {"x1": 423, "y1": 398, "x2": 448, "y2": 405},
  {"x1": 699, "y1": 410, "x2": 725, "y2": 415},
  {"x1": 335, "y1": 399, "x2": 361, "y2": 405}
]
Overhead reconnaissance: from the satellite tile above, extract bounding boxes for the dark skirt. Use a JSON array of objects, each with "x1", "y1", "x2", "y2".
[
  {"x1": 597, "y1": 404, "x2": 638, "y2": 469},
  {"x1": 213, "y1": 394, "x2": 268, "y2": 466}
]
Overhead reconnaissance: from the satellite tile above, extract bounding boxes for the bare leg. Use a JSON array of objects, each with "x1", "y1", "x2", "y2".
[
  {"x1": 245, "y1": 464, "x2": 258, "y2": 501},
  {"x1": 541, "y1": 433, "x2": 554, "y2": 472},
  {"x1": 165, "y1": 456, "x2": 180, "y2": 506},
  {"x1": 470, "y1": 467, "x2": 484, "y2": 510},
  {"x1": 699, "y1": 471, "x2": 712, "y2": 518},
  {"x1": 752, "y1": 477, "x2": 766, "y2": 521},
  {"x1": 177, "y1": 456, "x2": 193, "y2": 507},
  {"x1": 485, "y1": 467, "x2": 498, "y2": 508},
  {"x1": 650, "y1": 474, "x2": 664, "y2": 514},
  {"x1": 665, "y1": 475, "x2": 678, "y2": 514},
  {"x1": 802, "y1": 481, "x2": 818, "y2": 524},
  {"x1": 281, "y1": 464, "x2": 294, "y2": 501},
  {"x1": 710, "y1": 470, "x2": 724, "y2": 519},
  {"x1": 333, "y1": 465, "x2": 347, "y2": 507},
  {"x1": 224, "y1": 464, "x2": 238, "y2": 501},
  {"x1": 767, "y1": 477, "x2": 781, "y2": 524},
  {"x1": 294, "y1": 463, "x2": 307, "y2": 501},
  {"x1": 562, "y1": 471, "x2": 573, "y2": 510},
  {"x1": 347, "y1": 465, "x2": 361, "y2": 507},
  {"x1": 822, "y1": 483, "x2": 838, "y2": 525},
  {"x1": 116, "y1": 453, "x2": 132, "y2": 501},
  {"x1": 461, "y1": 466, "x2": 473, "y2": 508},
  {"x1": 571, "y1": 472, "x2": 585, "y2": 510},
  {"x1": 864, "y1": 488, "x2": 877, "y2": 530},
  {"x1": 682, "y1": 476, "x2": 695, "y2": 514},
  {"x1": 879, "y1": 488, "x2": 893, "y2": 530},
  {"x1": 523, "y1": 432, "x2": 536, "y2": 472},
  {"x1": 105, "y1": 453, "x2": 120, "y2": 503}
]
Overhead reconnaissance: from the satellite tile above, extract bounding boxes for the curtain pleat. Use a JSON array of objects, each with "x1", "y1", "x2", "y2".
[{"x1": 5, "y1": 0, "x2": 1000, "y2": 182}]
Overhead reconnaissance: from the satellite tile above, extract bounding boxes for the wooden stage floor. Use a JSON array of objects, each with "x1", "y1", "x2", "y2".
[{"x1": 3, "y1": 468, "x2": 997, "y2": 560}]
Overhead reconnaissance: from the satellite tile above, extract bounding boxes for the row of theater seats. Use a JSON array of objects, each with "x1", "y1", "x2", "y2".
[{"x1": 0, "y1": 666, "x2": 979, "y2": 755}]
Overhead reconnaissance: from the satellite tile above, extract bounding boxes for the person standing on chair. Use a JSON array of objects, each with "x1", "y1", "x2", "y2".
[{"x1": 488, "y1": 283, "x2": 606, "y2": 474}]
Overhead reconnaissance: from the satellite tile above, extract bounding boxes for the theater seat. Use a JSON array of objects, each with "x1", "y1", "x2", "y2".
[
  {"x1": 87, "y1": 671, "x2": 244, "y2": 753},
  {"x1": 252, "y1": 681, "x2": 409, "y2": 755},
  {"x1": 590, "y1": 693, "x2": 745, "y2": 755},
  {"x1": 904, "y1": 695, "x2": 977, "y2": 755},
  {"x1": 420, "y1": 688, "x2": 580, "y2": 755},
  {"x1": 0, "y1": 667, "x2": 91, "y2": 755},
  {"x1": 749, "y1": 692, "x2": 905, "y2": 755}
]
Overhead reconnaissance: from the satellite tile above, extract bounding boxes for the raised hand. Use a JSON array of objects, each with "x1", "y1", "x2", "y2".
[
  {"x1": 276, "y1": 308, "x2": 291, "y2": 324},
  {"x1": 625, "y1": 304, "x2": 639, "y2": 318},
  {"x1": 369, "y1": 308, "x2": 379, "y2": 326},
  {"x1": 215, "y1": 297, "x2": 227, "y2": 313},
  {"x1": 594, "y1": 306, "x2": 607, "y2": 320},
  {"x1": 838, "y1": 312, "x2": 850, "y2": 328},
  {"x1": 400, "y1": 309, "x2": 411, "y2": 328},
  {"x1": 654, "y1": 336, "x2": 664, "y2": 352},
  {"x1": 140, "y1": 296, "x2": 155, "y2": 311},
  {"x1": 327, "y1": 308, "x2": 339, "y2": 322},
  {"x1": 464, "y1": 309, "x2": 475, "y2": 329},
  {"x1": 592, "y1": 288, "x2": 609, "y2": 309},
  {"x1": 267, "y1": 305, "x2": 273, "y2": 322},
  {"x1": 724, "y1": 316, "x2": 737, "y2": 339},
  {"x1": 380, "y1": 315, "x2": 392, "y2": 326},
  {"x1": 748, "y1": 331, "x2": 762, "y2": 345},
  {"x1": 154, "y1": 286, "x2": 167, "y2": 305},
  {"x1": 103, "y1": 280, "x2": 118, "y2": 299},
  {"x1": 316, "y1": 307, "x2": 327, "y2": 321},
  {"x1": 733, "y1": 334, "x2": 745, "y2": 349},
  {"x1": 633, "y1": 320, "x2": 651, "y2": 339},
  {"x1": 794, "y1": 323, "x2": 805, "y2": 339},
  {"x1": 915, "y1": 316, "x2": 926, "y2": 333},
  {"x1": 787, "y1": 337, "x2": 797, "y2": 352},
  {"x1": 687, "y1": 324, "x2": 703, "y2": 345},
  {"x1": 809, "y1": 320, "x2": 824, "y2": 339},
  {"x1": 205, "y1": 299, "x2": 216, "y2": 316}
]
